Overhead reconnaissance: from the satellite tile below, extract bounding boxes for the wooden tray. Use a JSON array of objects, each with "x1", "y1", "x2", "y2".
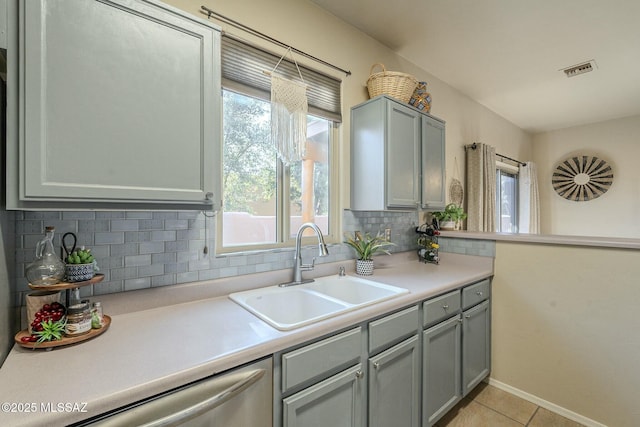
[
  {"x1": 28, "y1": 273, "x2": 104, "y2": 291},
  {"x1": 14, "y1": 315, "x2": 111, "y2": 350}
]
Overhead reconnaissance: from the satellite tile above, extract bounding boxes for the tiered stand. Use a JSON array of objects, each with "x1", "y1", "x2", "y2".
[{"x1": 14, "y1": 274, "x2": 111, "y2": 349}]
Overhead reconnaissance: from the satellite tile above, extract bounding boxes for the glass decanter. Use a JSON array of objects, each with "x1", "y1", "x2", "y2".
[{"x1": 25, "y1": 226, "x2": 66, "y2": 285}]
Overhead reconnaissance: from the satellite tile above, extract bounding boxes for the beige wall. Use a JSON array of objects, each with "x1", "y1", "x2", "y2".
[
  {"x1": 493, "y1": 241, "x2": 640, "y2": 427},
  {"x1": 165, "y1": 0, "x2": 533, "y2": 210},
  {"x1": 532, "y1": 115, "x2": 640, "y2": 238}
]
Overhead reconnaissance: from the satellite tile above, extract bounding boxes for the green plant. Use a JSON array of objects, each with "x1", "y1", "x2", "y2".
[
  {"x1": 35, "y1": 318, "x2": 67, "y2": 343},
  {"x1": 431, "y1": 203, "x2": 468, "y2": 222},
  {"x1": 66, "y1": 248, "x2": 94, "y2": 264},
  {"x1": 343, "y1": 232, "x2": 395, "y2": 260}
]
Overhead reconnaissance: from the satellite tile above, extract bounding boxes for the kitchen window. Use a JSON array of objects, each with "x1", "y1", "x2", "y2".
[
  {"x1": 495, "y1": 162, "x2": 519, "y2": 233},
  {"x1": 217, "y1": 36, "x2": 341, "y2": 252}
]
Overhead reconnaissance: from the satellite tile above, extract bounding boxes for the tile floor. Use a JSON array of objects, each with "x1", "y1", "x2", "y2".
[{"x1": 435, "y1": 383, "x2": 587, "y2": 427}]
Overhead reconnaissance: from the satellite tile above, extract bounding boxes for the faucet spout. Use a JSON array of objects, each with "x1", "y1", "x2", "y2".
[{"x1": 279, "y1": 222, "x2": 329, "y2": 287}]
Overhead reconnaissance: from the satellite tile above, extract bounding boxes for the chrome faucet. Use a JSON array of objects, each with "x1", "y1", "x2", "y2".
[{"x1": 279, "y1": 222, "x2": 329, "y2": 287}]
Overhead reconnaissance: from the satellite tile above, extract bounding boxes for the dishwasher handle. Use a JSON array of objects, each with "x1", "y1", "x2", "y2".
[{"x1": 92, "y1": 368, "x2": 266, "y2": 427}]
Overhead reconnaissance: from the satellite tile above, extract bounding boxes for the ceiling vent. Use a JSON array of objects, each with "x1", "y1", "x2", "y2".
[{"x1": 561, "y1": 60, "x2": 597, "y2": 78}]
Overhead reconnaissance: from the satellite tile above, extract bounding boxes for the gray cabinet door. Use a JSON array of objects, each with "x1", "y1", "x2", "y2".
[
  {"x1": 462, "y1": 299, "x2": 491, "y2": 396},
  {"x1": 423, "y1": 314, "x2": 462, "y2": 426},
  {"x1": 350, "y1": 96, "x2": 424, "y2": 210},
  {"x1": 10, "y1": 0, "x2": 221, "y2": 209},
  {"x1": 283, "y1": 364, "x2": 365, "y2": 427},
  {"x1": 0, "y1": 0, "x2": 6, "y2": 49},
  {"x1": 369, "y1": 335, "x2": 420, "y2": 427},
  {"x1": 421, "y1": 115, "x2": 446, "y2": 210},
  {"x1": 385, "y1": 101, "x2": 421, "y2": 208}
]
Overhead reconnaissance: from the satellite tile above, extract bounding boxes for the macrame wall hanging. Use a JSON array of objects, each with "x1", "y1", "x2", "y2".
[{"x1": 268, "y1": 47, "x2": 308, "y2": 165}]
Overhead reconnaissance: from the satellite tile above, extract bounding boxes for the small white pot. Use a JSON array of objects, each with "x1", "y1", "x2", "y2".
[
  {"x1": 439, "y1": 220, "x2": 456, "y2": 231},
  {"x1": 356, "y1": 259, "x2": 374, "y2": 276}
]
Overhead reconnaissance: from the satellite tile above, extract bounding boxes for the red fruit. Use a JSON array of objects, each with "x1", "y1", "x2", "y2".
[
  {"x1": 43, "y1": 304, "x2": 51, "y2": 311},
  {"x1": 29, "y1": 335, "x2": 38, "y2": 342},
  {"x1": 20, "y1": 336, "x2": 31, "y2": 343}
]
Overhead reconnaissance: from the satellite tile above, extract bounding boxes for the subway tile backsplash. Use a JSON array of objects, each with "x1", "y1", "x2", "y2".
[{"x1": 14, "y1": 209, "x2": 422, "y2": 303}]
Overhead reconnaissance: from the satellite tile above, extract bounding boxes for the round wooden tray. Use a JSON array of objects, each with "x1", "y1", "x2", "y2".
[
  {"x1": 14, "y1": 315, "x2": 111, "y2": 350},
  {"x1": 28, "y1": 273, "x2": 104, "y2": 291}
]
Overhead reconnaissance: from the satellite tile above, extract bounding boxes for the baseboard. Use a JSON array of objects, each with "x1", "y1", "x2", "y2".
[{"x1": 486, "y1": 378, "x2": 608, "y2": 427}]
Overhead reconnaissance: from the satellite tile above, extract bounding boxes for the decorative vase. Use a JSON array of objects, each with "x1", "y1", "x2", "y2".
[
  {"x1": 356, "y1": 259, "x2": 374, "y2": 276},
  {"x1": 409, "y1": 81, "x2": 432, "y2": 113},
  {"x1": 25, "y1": 226, "x2": 66, "y2": 286}
]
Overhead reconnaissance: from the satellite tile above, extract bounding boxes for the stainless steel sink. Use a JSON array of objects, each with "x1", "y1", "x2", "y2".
[{"x1": 229, "y1": 275, "x2": 408, "y2": 330}]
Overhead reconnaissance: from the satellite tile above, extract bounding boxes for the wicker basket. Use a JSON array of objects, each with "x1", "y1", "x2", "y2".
[{"x1": 366, "y1": 63, "x2": 418, "y2": 103}]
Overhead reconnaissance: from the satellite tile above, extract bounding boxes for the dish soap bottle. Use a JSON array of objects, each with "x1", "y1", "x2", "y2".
[{"x1": 25, "y1": 226, "x2": 66, "y2": 285}]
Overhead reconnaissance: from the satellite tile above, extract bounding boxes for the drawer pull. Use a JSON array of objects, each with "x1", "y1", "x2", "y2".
[
  {"x1": 355, "y1": 370, "x2": 364, "y2": 379},
  {"x1": 442, "y1": 304, "x2": 449, "y2": 310},
  {"x1": 476, "y1": 291, "x2": 483, "y2": 296},
  {"x1": 373, "y1": 362, "x2": 380, "y2": 369},
  {"x1": 465, "y1": 315, "x2": 471, "y2": 319}
]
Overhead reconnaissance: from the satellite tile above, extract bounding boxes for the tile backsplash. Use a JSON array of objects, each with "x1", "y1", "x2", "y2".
[{"x1": 14, "y1": 209, "x2": 421, "y2": 303}]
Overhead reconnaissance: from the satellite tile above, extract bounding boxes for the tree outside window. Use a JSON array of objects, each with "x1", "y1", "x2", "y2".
[{"x1": 221, "y1": 90, "x2": 331, "y2": 249}]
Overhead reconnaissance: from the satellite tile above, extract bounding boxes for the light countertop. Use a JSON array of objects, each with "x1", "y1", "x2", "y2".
[
  {"x1": 441, "y1": 230, "x2": 640, "y2": 249},
  {"x1": 0, "y1": 251, "x2": 493, "y2": 427}
]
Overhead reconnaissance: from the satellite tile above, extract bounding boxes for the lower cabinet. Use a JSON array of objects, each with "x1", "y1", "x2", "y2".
[
  {"x1": 369, "y1": 335, "x2": 421, "y2": 427},
  {"x1": 423, "y1": 315, "x2": 462, "y2": 426},
  {"x1": 462, "y1": 299, "x2": 491, "y2": 396},
  {"x1": 283, "y1": 364, "x2": 365, "y2": 427},
  {"x1": 275, "y1": 279, "x2": 492, "y2": 427}
]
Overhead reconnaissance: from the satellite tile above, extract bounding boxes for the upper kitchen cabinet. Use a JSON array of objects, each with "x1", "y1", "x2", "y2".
[
  {"x1": 0, "y1": 0, "x2": 7, "y2": 49},
  {"x1": 350, "y1": 95, "x2": 445, "y2": 211},
  {"x1": 351, "y1": 96, "x2": 421, "y2": 210},
  {"x1": 421, "y1": 115, "x2": 446, "y2": 210},
  {"x1": 5, "y1": 0, "x2": 222, "y2": 210}
]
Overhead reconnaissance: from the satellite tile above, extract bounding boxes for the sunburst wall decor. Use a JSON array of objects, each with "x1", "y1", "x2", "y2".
[{"x1": 552, "y1": 155, "x2": 613, "y2": 202}]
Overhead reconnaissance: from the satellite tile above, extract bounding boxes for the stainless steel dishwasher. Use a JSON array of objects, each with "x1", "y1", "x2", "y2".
[{"x1": 76, "y1": 357, "x2": 272, "y2": 427}]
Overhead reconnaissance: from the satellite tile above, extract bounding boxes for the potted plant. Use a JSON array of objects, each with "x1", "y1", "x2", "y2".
[
  {"x1": 431, "y1": 203, "x2": 468, "y2": 231},
  {"x1": 343, "y1": 232, "x2": 395, "y2": 275}
]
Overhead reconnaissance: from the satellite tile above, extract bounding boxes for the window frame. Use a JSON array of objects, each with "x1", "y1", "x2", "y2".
[
  {"x1": 216, "y1": 88, "x2": 340, "y2": 255},
  {"x1": 495, "y1": 161, "x2": 519, "y2": 233}
]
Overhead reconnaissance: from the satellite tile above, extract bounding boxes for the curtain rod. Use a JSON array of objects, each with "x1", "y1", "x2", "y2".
[
  {"x1": 467, "y1": 142, "x2": 527, "y2": 166},
  {"x1": 199, "y1": 5, "x2": 351, "y2": 77}
]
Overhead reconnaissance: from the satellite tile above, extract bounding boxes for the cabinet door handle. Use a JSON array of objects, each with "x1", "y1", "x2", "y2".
[
  {"x1": 476, "y1": 291, "x2": 483, "y2": 296},
  {"x1": 372, "y1": 362, "x2": 380, "y2": 369},
  {"x1": 442, "y1": 304, "x2": 449, "y2": 310},
  {"x1": 465, "y1": 314, "x2": 471, "y2": 319},
  {"x1": 355, "y1": 370, "x2": 364, "y2": 379}
]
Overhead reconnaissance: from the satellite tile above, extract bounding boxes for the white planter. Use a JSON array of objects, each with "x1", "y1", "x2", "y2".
[
  {"x1": 439, "y1": 220, "x2": 456, "y2": 231},
  {"x1": 356, "y1": 259, "x2": 374, "y2": 276}
]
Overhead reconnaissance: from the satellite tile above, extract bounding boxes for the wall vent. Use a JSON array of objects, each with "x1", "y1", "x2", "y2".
[{"x1": 561, "y1": 60, "x2": 597, "y2": 78}]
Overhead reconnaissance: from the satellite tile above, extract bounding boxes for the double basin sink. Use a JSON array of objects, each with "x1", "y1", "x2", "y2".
[{"x1": 229, "y1": 275, "x2": 409, "y2": 330}]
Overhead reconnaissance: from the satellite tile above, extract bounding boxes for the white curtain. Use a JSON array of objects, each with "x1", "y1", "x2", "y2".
[
  {"x1": 465, "y1": 143, "x2": 496, "y2": 232},
  {"x1": 518, "y1": 162, "x2": 540, "y2": 234}
]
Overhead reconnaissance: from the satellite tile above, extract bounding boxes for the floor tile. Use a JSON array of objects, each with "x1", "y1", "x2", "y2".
[
  {"x1": 437, "y1": 399, "x2": 524, "y2": 427},
  {"x1": 528, "y1": 407, "x2": 586, "y2": 427},
  {"x1": 469, "y1": 383, "x2": 537, "y2": 424}
]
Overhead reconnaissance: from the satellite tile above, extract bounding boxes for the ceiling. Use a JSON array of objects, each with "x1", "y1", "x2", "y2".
[{"x1": 311, "y1": 0, "x2": 640, "y2": 133}]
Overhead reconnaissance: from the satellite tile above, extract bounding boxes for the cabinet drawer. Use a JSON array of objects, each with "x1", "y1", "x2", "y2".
[
  {"x1": 462, "y1": 279, "x2": 490, "y2": 309},
  {"x1": 369, "y1": 305, "x2": 419, "y2": 354},
  {"x1": 423, "y1": 290, "x2": 461, "y2": 327},
  {"x1": 282, "y1": 327, "x2": 362, "y2": 392}
]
